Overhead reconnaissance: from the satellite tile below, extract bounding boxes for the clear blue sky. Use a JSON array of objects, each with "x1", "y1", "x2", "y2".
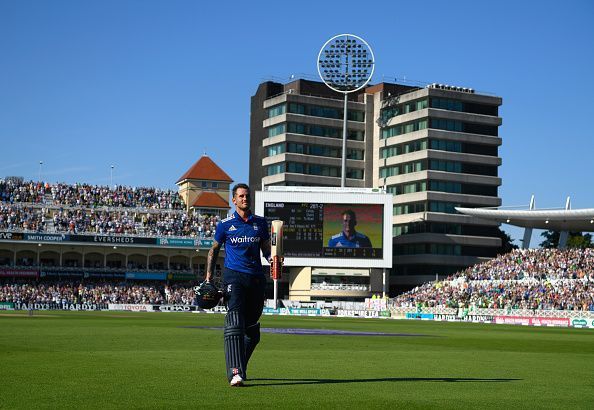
[{"x1": 1, "y1": 0, "x2": 593, "y2": 244}]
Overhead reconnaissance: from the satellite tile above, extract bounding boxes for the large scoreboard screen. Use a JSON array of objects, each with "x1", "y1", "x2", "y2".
[
  {"x1": 264, "y1": 202, "x2": 383, "y2": 259},
  {"x1": 256, "y1": 188, "x2": 392, "y2": 268}
]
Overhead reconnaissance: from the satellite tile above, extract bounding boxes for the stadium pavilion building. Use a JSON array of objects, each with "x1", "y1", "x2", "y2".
[{"x1": 250, "y1": 79, "x2": 503, "y2": 293}]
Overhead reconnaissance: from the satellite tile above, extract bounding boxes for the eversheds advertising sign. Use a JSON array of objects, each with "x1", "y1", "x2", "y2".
[
  {"x1": 69, "y1": 235, "x2": 157, "y2": 245},
  {"x1": 1, "y1": 231, "x2": 214, "y2": 248}
]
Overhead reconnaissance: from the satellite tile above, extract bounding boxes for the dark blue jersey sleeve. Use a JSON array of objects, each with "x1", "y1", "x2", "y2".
[{"x1": 214, "y1": 220, "x2": 226, "y2": 244}]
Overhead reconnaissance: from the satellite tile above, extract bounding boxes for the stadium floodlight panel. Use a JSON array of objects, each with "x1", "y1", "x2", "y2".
[{"x1": 317, "y1": 33, "x2": 375, "y2": 94}]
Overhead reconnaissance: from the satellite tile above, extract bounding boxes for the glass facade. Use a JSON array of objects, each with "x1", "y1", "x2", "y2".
[
  {"x1": 430, "y1": 97, "x2": 498, "y2": 116},
  {"x1": 380, "y1": 138, "x2": 497, "y2": 157},
  {"x1": 386, "y1": 180, "x2": 497, "y2": 196},
  {"x1": 379, "y1": 160, "x2": 425, "y2": 178},
  {"x1": 266, "y1": 163, "x2": 285, "y2": 176},
  {"x1": 429, "y1": 160, "x2": 462, "y2": 173},
  {"x1": 267, "y1": 104, "x2": 286, "y2": 118},
  {"x1": 393, "y1": 202, "x2": 426, "y2": 215},
  {"x1": 266, "y1": 143, "x2": 285, "y2": 157},
  {"x1": 284, "y1": 162, "x2": 364, "y2": 179},
  {"x1": 428, "y1": 201, "x2": 460, "y2": 214},
  {"x1": 430, "y1": 118, "x2": 498, "y2": 136},
  {"x1": 395, "y1": 243, "x2": 462, "y2": 256},
  {"x1": 393, "y1": 222, "x2": 463, "y2": 236},
  {"x1": 380, "y1": 140, "x2": 428, "y2": 158},
  {"x1": 381, "y1": 119, "x2": 428, "y2": 139},
  {"x1": 429, "y1": 139, "x2": 462, "y2": 152},
  {"x1": 379, "y1": 98, "x2": 428, "y2": 123},
  {"x1": 288, "y1": 102, "x2": 365, "y2": 122},
  {"x1": 286, "y1": 122, "x2": 364, "y2": 141},
  {"x1": 265, "y1": 142, "x2": 363, "y2": 160},
  {"x1": 430, "y1": 98, "x2": 463, "y2": 112},
  {"x1": 267, "y1": 124, "x2": 285, "y2": 137}
]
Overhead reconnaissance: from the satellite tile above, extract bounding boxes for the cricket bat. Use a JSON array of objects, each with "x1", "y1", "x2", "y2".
[{"x1": 270, "y1": 219, "x2": 284, "y2": 280}]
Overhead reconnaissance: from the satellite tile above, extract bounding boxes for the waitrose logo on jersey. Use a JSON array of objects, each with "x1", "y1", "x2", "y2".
[{"x1": 230, "y1": 236, "x2": 260, "y2": 244}]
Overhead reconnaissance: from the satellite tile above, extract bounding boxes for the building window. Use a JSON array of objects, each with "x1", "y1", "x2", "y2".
[
  {"x1": 429, "y1": 97, "x2": 498, "y2": 116},
  {"x1": 346, "y1": 149, "x2": 364, "y2": 160},
  {"x1": 393, "y1": 202, "x2": 426, "y2": 215},
  {"x1": 429, "y1": 139, "x2": 462, "y2": 152},
  {"x1": 379, "y1": 98, "x2": 428, "y2": 123},
  {"x1": 429, "y1": 180, "x2": 462, "y2": 194},
  {"x1": 429, "y1": 160, "x2": 462, "y2": 173},
  {"x1": 430, "y1": 98, "x2": 463, "y2": 112},
  {"x1": 430, "y1": 118, "x2": 463, "y2": 132},
  {"x1": 381, "y1": 140, "x2": 428, "y2": 158},
  {"x1": 267, "y1": 104, "x2": 286, "y2": 118},
  {"x1": 386, "y1": 181, "x2": 427, "y2": 196},
  {"x1": 283, "y1": 162, "x2": 363, "y2": 179},
  {"x1": 266, "y1": 143, "x2": 285, "y2": 157},
  {"x1": 346, "y1": 168, "x2": 364, "y2": 179},
  {"x1": 267, "y1": 124, "x2": 286, "y2": 137},
  {"x1": 379, "y1": 160, "x2": 426, "y2": 178},
  {"x1": 288, "y1": 102, "x2": 365, "y2": 122},
  {"x1": 430, "y1": 119, "x2": 498, "y2": 136},
  {"x1": 286, "y1": 122, "x2": 364, "y2": 141},
  {"x1": 287, "y1": 162, "x2": 305, "y2": 173},
  {"x1": 428, "y1": 201, "x2": 460, "y2": 214},
  {"x1": 266, "y1": 163, "x2": 285, "y2": 176},
  {"x1": 381, "y1": 119, "x2": 428, "y2": 139}
]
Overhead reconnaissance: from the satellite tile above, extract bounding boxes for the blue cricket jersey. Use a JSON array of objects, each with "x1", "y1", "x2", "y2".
[
  {"x1": 215, "y1": 211, "x2": 270, "y2": 275},
  {"x1": 327, "y1": 231, "x2": 372, "y2": 248}
]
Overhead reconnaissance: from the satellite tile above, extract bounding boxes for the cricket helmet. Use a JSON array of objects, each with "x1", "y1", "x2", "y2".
[{"x1": 194, "y1": 281, "x2": 222, "y2": 309}]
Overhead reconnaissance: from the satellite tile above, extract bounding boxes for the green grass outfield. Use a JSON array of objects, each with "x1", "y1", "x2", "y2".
[{"x1": 1, "y1": 311, "x2": 593, "y2": 409}]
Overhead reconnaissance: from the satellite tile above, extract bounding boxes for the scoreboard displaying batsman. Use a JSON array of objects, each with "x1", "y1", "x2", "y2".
[{"x1": 256, "y1": 187, "x2": 393, "y2": 269}]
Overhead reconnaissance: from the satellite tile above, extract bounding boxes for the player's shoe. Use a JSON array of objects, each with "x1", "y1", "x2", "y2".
[{"x1": 230, "y1": 374, "x2": 244, "y2": 387}]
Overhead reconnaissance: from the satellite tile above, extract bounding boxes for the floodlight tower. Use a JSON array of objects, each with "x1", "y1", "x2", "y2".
[{"x1": 317, "y1": 34, "x2": 374, "y2": 187}]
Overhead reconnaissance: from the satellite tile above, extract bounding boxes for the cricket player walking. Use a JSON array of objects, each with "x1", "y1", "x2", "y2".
[{"x1": 206, "y1": 183, "x2": 272, "y2": 387}]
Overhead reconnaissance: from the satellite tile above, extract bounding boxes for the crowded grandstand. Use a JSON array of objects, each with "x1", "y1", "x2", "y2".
[
  {"x1": 0, "y1": 180, "x2": 219, "y2": 237},
  {"x1": 393, "y1": 248, "x2": 594, "y2": 311},
  {"x1": 1, "y1": 179, "x2": 593, "y2": 318}
]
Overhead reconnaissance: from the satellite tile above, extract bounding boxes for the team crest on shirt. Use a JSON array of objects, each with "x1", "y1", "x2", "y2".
[
  {"x1": 229, "y1": 225, "x2": 237, "y2": 231},
  {"x1": 253, "y1": 224, "x2": 258, "y2": 231}
]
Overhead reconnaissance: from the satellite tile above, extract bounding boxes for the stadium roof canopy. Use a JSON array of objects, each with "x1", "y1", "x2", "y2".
[{"x1": 455, "y1": 207, "x2": 594, "y2": 232}]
